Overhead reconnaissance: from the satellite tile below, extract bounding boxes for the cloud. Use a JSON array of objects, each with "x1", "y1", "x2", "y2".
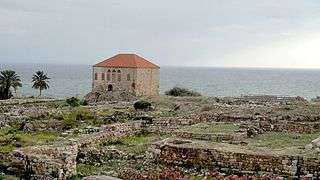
[{"x1": 0, "y1": 0, "x2": 320, "y2": 68}]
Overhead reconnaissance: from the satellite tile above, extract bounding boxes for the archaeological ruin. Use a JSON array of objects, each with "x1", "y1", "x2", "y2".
[{"x1": 0, "y1": 95, "x2": 320, "y2": 179}]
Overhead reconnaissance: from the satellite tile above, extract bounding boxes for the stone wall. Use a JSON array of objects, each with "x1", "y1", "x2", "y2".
[
  {"x1": 92, "y1": 67, "x2": 137, "y2": 94},
  {"x1": 237, "y1": 95, "x2": 307, "y2": 104},
  {"x1": 10, "y1": 143, "x2": 78, "y2": 179},
  {"x1": 145, "y1": 113, "x2": 320, "y2": 135},
  {"x1": 173, "y1": 131, "x2": 247, "y2": 143},
  {"x1": 92, "y1": 66, "x2": 160, "y2": 97},
  {"x1": 152, "y1": 139, "x2": 320, "y2": 176},
  {"x1": 136, "y1": 68, "x2": 159, "y2": 96},
  {"x1": 0, "y1": 98, "x2": 59, "y2": 106},
  {"x1": 10, "y1": 121, "x2": 144, "y2": 179},
  {"x1": 146, "y1": 115, "x2": 208, "y2": 133},
  {"x1": 215, "y1": 114, "x2": 320, "y2": 133},
  {"x1": 241, "y1": 121, "x2": 320, "y2": 134}
]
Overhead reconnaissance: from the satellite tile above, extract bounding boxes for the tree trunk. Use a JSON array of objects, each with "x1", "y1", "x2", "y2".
[
  {"x1": 39, "y1": 89, "x2": 42, "y2": 97},
  {"x1": 4, "y1": 86, "x2": 10, "y2": 99}
]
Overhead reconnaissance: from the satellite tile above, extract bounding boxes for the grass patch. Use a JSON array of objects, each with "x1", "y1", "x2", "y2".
[
  {"x1": 0, "y1": 128, "x2": 58, "y2": 153},
  {"x1": 0, "y1": 144, "x2": 14, "y2": 154},
  {"x1": 15, "y1": 132, "x2": 58, "y2": 146},
  {"x1": 76, "y1": 164, "x2": 98, "y2": 176},
  {"x1": 179, "y1": 122, "x2": 240, "y2": 134},
  {"x1": 246, "y1": 131, "x2": 320, "y2": 150},
  {"x1": 0, "y1": 174, "x2": 18, "y2": 180},
  {"x1": 105, "y1": 133, "x2": 167, "y2": 155},
  {"x1": 61, "y1": 107, "x2": 97, "y2": 130},
  {"x1": 120, "y1": 134, "x2": 155, "y2": 145}
]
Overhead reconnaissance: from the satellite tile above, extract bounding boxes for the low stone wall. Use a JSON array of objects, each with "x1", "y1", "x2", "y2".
[
  {"x1": 146, "y1": 114, "x2": 214, "y2": 133},
  {"x1": 10, "y1": 121, "x2": 144, "y2": 179},
  {"x1": 0, "y1": 98, "x2": 60, "y2": 106},
  {"x1": 272, "y1": 121, "x2": 320, "y2": 133},
  {"x1": 10, "y1": 143, "x2": 78, "y2": 179},
  {"x1": 241, "y1": 121, "x2": 320, "y2": 134},
  {"x1": 173, "y1": 131, "x2": 247, "y2": 143},
  {"x1": 151, "y1": 139, "x2": 320, "y2": 176},
  {"x1": 79, "y1": 121, "x2": 143, "y2": 148},
  {"x1": 145, "y1": 113, "x2": 320, "y2": 136}
]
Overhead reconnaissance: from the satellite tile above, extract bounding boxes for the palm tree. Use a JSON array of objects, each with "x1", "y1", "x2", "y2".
[
  {"x1": 32, "y1": 71, "x2": 50, "y2": 97},
  {"x1": 0, "y1": 70, "x2": 22, "y2": 100}
]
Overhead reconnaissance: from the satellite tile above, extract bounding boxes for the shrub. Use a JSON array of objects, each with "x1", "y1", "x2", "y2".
[
  {"x1": 134, "y1": 100, "x2": 152, "y2": 110},
  {"x1": 75, "y1": 108, "x2": 94, "y2": 120},
  {"x1": 165, "y1": 87, "x2": 201, "y2": 97},
  {"x1": 66, "y1": 97, "x2": 80, "y2": 107},
  {"x1": 80, "y1": 99, "x2": 88, "y2": 106},
  {"x1": 61, "y1": 113, "x2": 77, "y2": 130}
]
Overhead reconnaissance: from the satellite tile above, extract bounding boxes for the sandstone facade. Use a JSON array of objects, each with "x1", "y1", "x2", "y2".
[{"x1": 92, "y1": 54, "x2": 160, "y2": 97}]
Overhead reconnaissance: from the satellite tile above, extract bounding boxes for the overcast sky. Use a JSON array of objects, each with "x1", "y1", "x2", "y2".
[{"x1": 1, "y1": 0, "x2": 320, "y2": 68}]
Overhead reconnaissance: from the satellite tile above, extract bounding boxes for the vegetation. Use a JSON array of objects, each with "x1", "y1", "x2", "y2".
[
  {"x1": 80, "y1": 99, "x2": 88, "y2": 106},
  {"x1": 165, "y1": 87, "x2": 201, "y2": 97},
  {"x1": 0, "y1": 127, "x2": 58, "y2": 153},
  {"x1": 106, "y1": 133, "x2": 166, "y2": 155},
  {"x1": 66, "y1": 97, "x2": 81, "y2": 107},
  {"x1": 247, "y1": 131, "x2": 320, "y2": 150},
  {"x1": 179, "y1": 122, "x2": 240, "y2": 134},
  {"x1": 0, "y1": 70, "x2": 22, "y2": 100},
  {"x1": 32, "y1": 71, "x2": 50, "y2": 97},
  {"x1": 61, "y1": 107, "x2": 96, "y2": 130},
  {"x1": 134, "y1": 100, "x2": 152, "y2": 110},
  {"x1": 76, "y1": 164, "x2": 98, "y2": 176}
]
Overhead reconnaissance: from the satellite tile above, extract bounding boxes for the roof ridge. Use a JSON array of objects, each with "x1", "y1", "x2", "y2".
[
  {"x1": 133, "y1": 54, "x2": 138, "y2": 67},
  {"x1": 93, "y1": 53, "x2": 159, "y2": 69}
]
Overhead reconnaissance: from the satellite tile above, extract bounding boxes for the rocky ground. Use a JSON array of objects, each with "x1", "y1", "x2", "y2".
[{"x1": 0, "y1": 95, "x2": 320, "y2": 179}]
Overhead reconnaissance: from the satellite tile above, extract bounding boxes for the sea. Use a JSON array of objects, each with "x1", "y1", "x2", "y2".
[{"x1": 1, "y1": 63, "x2": 320, "y2": 99}]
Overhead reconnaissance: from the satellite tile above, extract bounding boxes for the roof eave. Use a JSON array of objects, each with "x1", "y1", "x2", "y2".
[{"x1": 93, "y1": 65, "x2": 160, "y2": 69}]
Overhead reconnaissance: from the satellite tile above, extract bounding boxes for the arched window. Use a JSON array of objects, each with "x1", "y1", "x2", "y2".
[
  {"x1": 107, "y1": 70, "x2": 111, "y2": 81},
  {"x1": 132, "y1": 83, "x2": 136, "y2": 89},
  {"x1": 107, "y1": 84, "x2": 113, "y2": 91},
  {"x1": 101, "y1": 73, "x2": 105, "y2": 80},
  {"x1": 94, "y1": 73, "x2": 98, "y2": 80},
  {"x1": 112, "y1": 70, "x2": 116, "y2": 82},
  {"x1": 127, "y1": 74, "x2": 131, "y2": 81},
  {"x1": 117, "y1": 70, "x2": 121, "y2": 82}
]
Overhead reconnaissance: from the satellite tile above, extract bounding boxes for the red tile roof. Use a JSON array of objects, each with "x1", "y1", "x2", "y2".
[{"x1": 93, "y1": 54, "x2": 160, "y2": 69}]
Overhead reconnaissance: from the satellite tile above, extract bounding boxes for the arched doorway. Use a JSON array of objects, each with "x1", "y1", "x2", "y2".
[{"x1": 107, "y1": 84, "x2": 113, "y2": 91}]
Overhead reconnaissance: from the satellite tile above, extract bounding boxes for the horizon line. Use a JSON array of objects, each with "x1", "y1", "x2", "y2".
[{"x1": 1, "y1": 61, "x2": 320, "y2": 70}]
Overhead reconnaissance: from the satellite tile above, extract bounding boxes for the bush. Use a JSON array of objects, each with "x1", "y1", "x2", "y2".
[
  {"x1": 66, "y1": 97, "x2": 80, "y2": 107},
  {"x1": 134, "y1": 100, "x2": 152, "y2": 110},
  {"x1": 165, "y1": 87, "x2": 201, "y2": 97},
  {"x1": 61, "y1": 113, "x2": 77, "y2": 130},
  {"x1": 80, "y1": 99, "x2": 88, "y2": 106}
]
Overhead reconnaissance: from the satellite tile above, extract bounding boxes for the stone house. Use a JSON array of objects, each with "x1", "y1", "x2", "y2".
[{"x1": 92, "y1": 53, "x2": 160, "y2": 96}]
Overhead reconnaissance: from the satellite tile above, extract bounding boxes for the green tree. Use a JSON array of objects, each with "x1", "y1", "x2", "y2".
[
  {"x1": 32, "y1": 71, "x2": 50, "y2": 97},
  {"x1": 0, "y1": 70, "x2": 22, "y2": 100}
]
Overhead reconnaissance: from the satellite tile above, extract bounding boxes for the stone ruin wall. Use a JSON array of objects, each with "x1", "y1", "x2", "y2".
[
  {"x1": 152, "y1": 141, "x2": 320, "y2": 177},
  {"x1": 7, "y1": 112, "x2": 320, "y2": 179},
  {"x1": 147, "y1": 113, "x2": 320, "y2": 134},
  {"x1": 216, "y1": 114, "x2": 320, "y2": 133},
  {"x1": 10, "y1": 121, "x2": 144, "y2": 179},
  {"x1": 172, "y1": 131, "x2": 247, "y2": 144}
]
